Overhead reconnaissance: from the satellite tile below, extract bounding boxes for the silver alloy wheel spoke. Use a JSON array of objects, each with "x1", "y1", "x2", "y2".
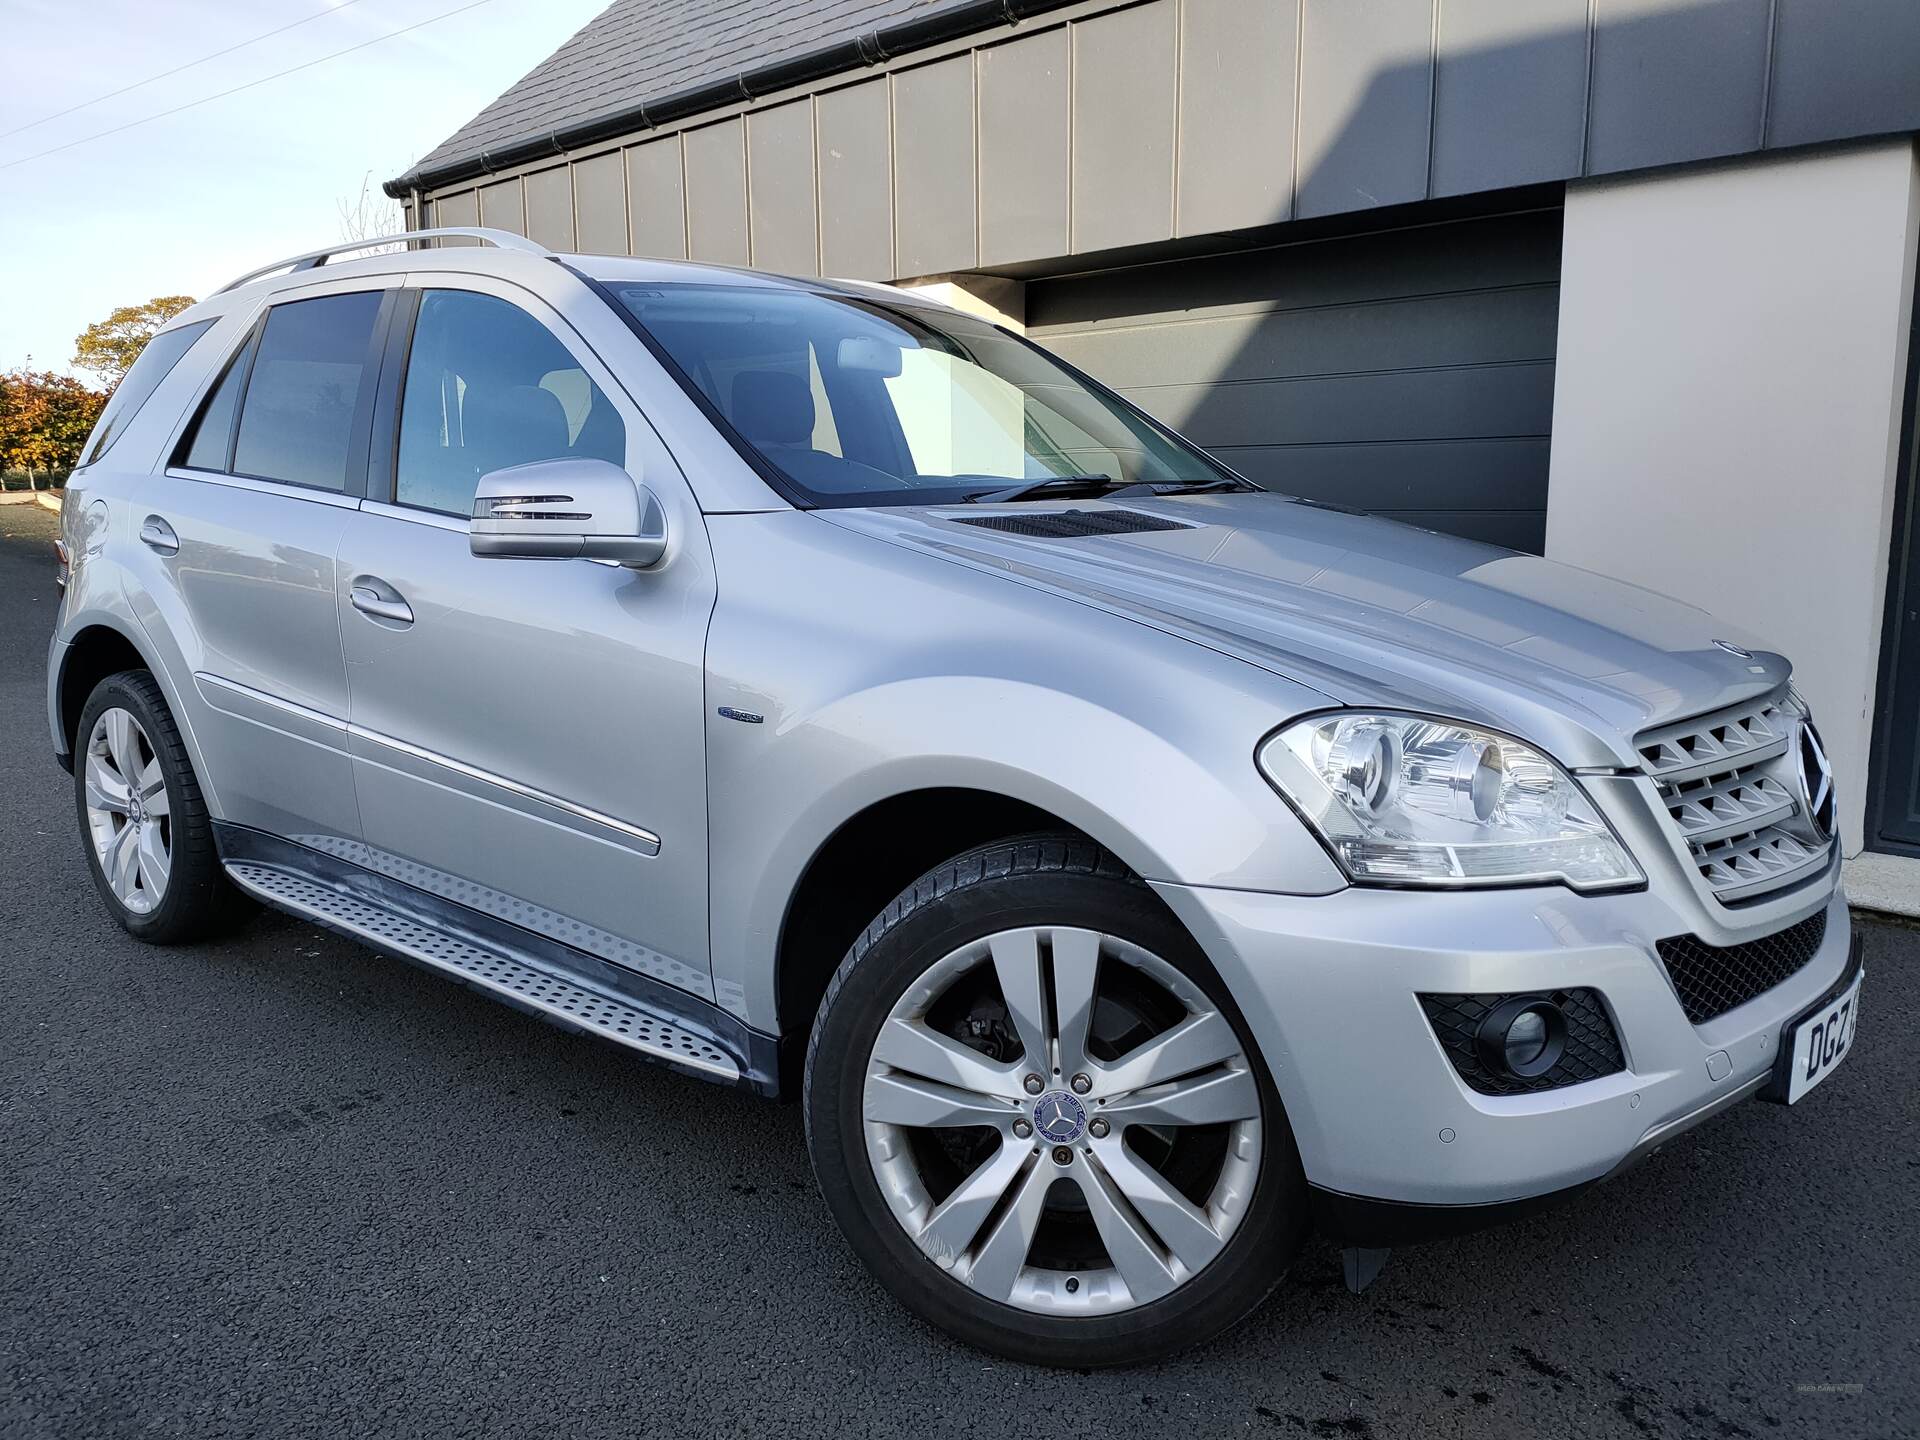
[
  {"x1": 105, "y1": 821, "x2": 141, "y2": 901},
  {"x1": 104, "y1": 709, "x2": 142, "y2": 784},
  {"x1": 961, "y1": 1155, "x2": 1053, "y2": 1300},
  {"x1": 871, "y1": 1017, "x2": 1025, "y2": 1099},
  {"x1": 865, "y1": 926, "x2": 1263, "y2": 1316},
  {"x1": 1096, "y1": 1010, "x2": 1241, "y2": 1094},
  {"x1": 84, "y1": 757, "x2": 131, "y2": 815},
  {"x1": 987, "y1": 929, "x2": 1053, "y2": 1072},
  {"x1": 917, "y1": 1138, "x2": 1027, "y2": 1268},
  {"x1": 864, "y1": 1072, "x2": 1017, "y2": 1129},
  {"x1": 136, "y1": 823, "x2": 172, "y2": 896},
  {"x1": 1100, "y1": 1067, "x2": 1262, "y2": 1128},
  {"x1": 1089, "y1": 1136, "x2": 1226, "y2": 1273},
  {"x1": 1074, "y1": 1150, "x2": 1180, "y2": 1303},
  {"x1": 138, "y1": 759, "x2": 169, "y2": 816}
]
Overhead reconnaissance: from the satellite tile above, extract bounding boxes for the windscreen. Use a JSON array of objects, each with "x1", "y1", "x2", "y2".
[{"x1": 608, "y1": 283, "x2": 1238, "y2": 507}]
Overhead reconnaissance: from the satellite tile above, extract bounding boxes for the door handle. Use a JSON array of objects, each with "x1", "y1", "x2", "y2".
[
  {"x1": 350, "y1": 581, "x2": 414, "y2": 626},
  {"x1": 139, "y1": 516, "x2": 179, "y2": 555}
]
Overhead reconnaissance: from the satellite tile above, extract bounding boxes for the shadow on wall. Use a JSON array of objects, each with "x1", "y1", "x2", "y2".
[{"x1": 1033, "y1": 0, "x2": 1884, "y2": 557}]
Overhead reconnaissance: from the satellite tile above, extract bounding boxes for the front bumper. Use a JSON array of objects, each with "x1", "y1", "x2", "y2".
[{"x1": 1153, "y1": 874, "x2": 1854, "y2": 1214}]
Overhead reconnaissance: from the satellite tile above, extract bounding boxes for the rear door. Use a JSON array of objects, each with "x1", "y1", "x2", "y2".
[
  {"x1": 125, "y1": 277, "x2": 397, "y2": 846},
  {"x1": 332, "y1": 274, "x2": 717, "y2": 998}
]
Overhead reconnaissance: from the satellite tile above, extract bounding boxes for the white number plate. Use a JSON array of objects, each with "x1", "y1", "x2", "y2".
[{"x1": 1786, "y1": 973, "x2": 1862, "y2": 1103}]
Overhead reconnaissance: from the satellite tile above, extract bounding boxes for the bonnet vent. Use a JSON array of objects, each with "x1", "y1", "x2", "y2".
[{"x1": 949, "y1": 509, "x2": 1193, "y2": 539}]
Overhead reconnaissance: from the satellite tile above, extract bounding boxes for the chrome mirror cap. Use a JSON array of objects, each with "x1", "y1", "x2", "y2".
[{"x1": 470, "y1": 457, "x2": 667, "y2": 568}]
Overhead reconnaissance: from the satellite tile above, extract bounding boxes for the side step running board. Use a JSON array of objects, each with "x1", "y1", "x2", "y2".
[{"x1": 226, "y1": 860, "x2": 742, "y2": 1085}]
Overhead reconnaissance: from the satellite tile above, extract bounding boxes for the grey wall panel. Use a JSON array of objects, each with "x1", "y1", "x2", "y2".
[
  {"x1": 432, "y1": 189, "x2": 480, "y2": 245},
  {"x1": 523, "y1": 166, "x2": 574, "y2": 251},
  {"x1": 572, "y1": 151, "x2": 628, "y2": 255},
  {"x1": 893, "y1": 58, "x2": 977, "y2": 277},
  {"x1": 1296, "y1": 0, "x2": 1434, "y2": 220},
  {"x1": 1177, "y1": 0, "x2": 1298, "y2": 236},
  {"x1": 1587, "y1": 0, "x2": 1771, "y2": 174},
  {"x1": 1071, "y1": 0, "x2": 1177, "y2": 254},
  {"x1": 478, "y1": 178, "x2": 526, "y2": 235},
  {"x1": 1029, "y1": 208, "x2": 1563, "y2": 551},
  {"x1": 816, "y1": 80, "x2": 894, "y2": 279},
  {"x1": 977, "y1": 30, "x2": 1071, "y2": 266},
  {"x1": 747, "y1": 101, "x2": 819, "y2": 275},
  {"x1": 1767, "y1": 0, "x2": 1920, "y2": 149},
  {"x1": 627, "y1": 138, "x2": 687, "y2": 259},
  {"x1": 685, "y1": 120, "x2": 749, "y2": 265},
  {"x1": 1432, "y1": 0, "x2": 1588, "y2": 197}
]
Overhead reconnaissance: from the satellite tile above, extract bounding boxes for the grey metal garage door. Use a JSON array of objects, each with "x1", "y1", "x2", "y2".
[{"x1": 1027, "y1": 208, "x2": 1562, "y2": 553}]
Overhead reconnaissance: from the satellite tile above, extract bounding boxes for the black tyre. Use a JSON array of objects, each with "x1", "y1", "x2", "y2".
[
  {"x1": 804, "y1": 833, "x2": 1307, "y2": 1366},
  {"x1": 74, "y1": 670, "x2": 250, "y2": 944}
]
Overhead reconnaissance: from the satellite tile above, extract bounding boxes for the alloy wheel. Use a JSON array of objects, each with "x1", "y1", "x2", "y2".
[
  {"x1": 83, "y1": 707, "x2": 171, "y2": 915},
  {"x1": 861, "y1": 925, "x2": 1263, "y2": 1314}
]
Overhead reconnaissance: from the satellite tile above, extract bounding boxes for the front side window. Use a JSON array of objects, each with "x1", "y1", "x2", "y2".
[
  {"x1": 84, "y1": 319, "x2": 215, "y2": 465},
  {"x1": 395, "y1": 290, "x2": 625, "y2": 517},
  {"x1": 605, "y1": 282, "x2": 1236, "y2": 507},
  {"x1": 231, "y1": 291, "x2": 384, "y2": 491}
]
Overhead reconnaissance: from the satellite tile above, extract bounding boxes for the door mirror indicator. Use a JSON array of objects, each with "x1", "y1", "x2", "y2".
[{"x1": 469, "y1": 458, "x2": 667, "y2": 568}]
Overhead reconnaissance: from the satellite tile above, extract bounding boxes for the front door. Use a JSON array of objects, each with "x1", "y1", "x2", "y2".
[{"x1": 333, "y1": 277, "x2": 717, "y2": 997}]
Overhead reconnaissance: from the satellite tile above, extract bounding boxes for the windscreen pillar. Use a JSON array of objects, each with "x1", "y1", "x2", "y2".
[{"x1": 1545, "y1": 139, "x2": 1920, "y2": 856}]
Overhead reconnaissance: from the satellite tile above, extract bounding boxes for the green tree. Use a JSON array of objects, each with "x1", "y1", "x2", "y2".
[
  {"x1": 0, "y1": 366, "x2": 107, "y2": 483},
  {"x1": 72, "y1": 294, "x2": 196, "y2": 390}
]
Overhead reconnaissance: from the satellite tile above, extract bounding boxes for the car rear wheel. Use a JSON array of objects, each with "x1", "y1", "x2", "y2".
[
  {"x1": 75, "y1": 671, "x2": 249, "y2": 944},
  {"x1": 804, "y1": 834, "x2": 1306, "y2": 1365}
]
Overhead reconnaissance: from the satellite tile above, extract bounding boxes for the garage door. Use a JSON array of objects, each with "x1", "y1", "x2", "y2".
[{"x1": 1027, "y1": 208, "x2": 1562, "y2": 553}]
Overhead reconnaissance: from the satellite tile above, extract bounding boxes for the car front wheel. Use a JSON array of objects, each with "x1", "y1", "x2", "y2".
[{"x1": 804, "y1": 834, "x2": 1306, "y2": 1365}]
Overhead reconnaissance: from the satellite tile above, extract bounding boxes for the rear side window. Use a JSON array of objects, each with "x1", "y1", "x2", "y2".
[
  {"x1": 394, "y1": 289, "x2": 625, "y2": 516},
  {"x1": 83, "y1": 319, "x2": 214, "y2": 465},
  {"x1": 176, "y1": 332, "x2": 255, "y2": 472},
  {"x1": 231, "y1": 292, "x2": 384, "y2": 491}
]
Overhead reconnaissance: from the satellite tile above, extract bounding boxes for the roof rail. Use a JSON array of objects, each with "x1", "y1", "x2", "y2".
[{"x1": 215, "y1": 228, "x2": 551, "y2": 295}]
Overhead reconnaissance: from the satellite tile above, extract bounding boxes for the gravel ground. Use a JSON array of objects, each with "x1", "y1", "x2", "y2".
[{"x1": 3, "y1": 501, "x2": 1914, "y2": 1438}]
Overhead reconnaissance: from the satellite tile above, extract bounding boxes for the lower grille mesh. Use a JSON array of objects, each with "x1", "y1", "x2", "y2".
[
  {"x1": 1655, "y1": 909, "x2": 1829, "y2": 1024},
  {"x1": 1419, "y1": 989, "x2": 1625, "y2": 1096}
]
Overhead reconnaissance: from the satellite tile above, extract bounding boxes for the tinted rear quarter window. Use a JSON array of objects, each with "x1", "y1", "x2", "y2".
[
  {"x1": 83, "y1": 319, "x2": 215, "y2": 465},
  {"x1": 232, "y1": 291, "x2": 384, "y2": 491}
]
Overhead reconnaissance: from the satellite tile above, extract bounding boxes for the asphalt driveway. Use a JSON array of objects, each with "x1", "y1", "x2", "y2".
[{"x1": 2, "y1": 501, "x2": 1914, "y2": 1438}]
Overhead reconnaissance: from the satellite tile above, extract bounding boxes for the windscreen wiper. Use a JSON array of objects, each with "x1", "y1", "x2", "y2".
[{"x1": 961, "y1": 475, "x2": 1132, "y2": 504}]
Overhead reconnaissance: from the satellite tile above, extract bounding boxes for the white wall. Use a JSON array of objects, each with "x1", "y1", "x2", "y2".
[{"x1": 1547, "y1": 139, "x2": 1920, "y2": 855}]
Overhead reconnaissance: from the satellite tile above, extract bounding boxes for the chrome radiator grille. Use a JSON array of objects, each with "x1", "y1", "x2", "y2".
[{"x1": 1636, "y1": 690, "x2": 1832, "y2": 904}]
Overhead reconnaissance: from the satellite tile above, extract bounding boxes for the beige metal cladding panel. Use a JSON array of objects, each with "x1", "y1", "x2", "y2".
[
  {"x1": 747, "y1": 100, "x2": 819, "y2": 276},
  {"x1": 685, "y1": 119, "x2": 750, "y2": 266},
  {"x1": 977, "y1": 28, "x2": 1070, "y2": 267},
  {"x1": 1072, "y1": 0, "x2": 1178, "y2": 255},
  {"x1": 627, "y1": 137, "x2": 688, "y2": 259},
  {"x1": 892, "y1": 56, "x2": 976, "y2": 278},
  {"x1": 1296, "y1": 0, "x2": 1434, "y2": 219},
  {"x1": 430, "y1": 189, "x2": 480, "y2": 246},
  {"x1": 816, "y1": 79, "x2": 893, "y2": 280},
  {"x1": 524, "y1": 166, "x2": 575, "y2": 251},
  {"x1": 1178, "y1": 0, "x2": 1298, "y2": 236},
  {"x1": 479, "y1": 177, "x2": 527, "y2": 236},
  {"x1": 573, "y1": 151, "x2": 628, "y2": 255}
]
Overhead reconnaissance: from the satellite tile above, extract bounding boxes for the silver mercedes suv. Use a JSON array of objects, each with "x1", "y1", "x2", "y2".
[{"x1": 49, "y1": 228, "x2": 1860, "y2": 1365}]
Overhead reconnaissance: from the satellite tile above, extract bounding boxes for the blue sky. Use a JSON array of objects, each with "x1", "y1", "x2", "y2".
[{"x1": 0, "y1": 0, "x2": 610, "y2": 379}]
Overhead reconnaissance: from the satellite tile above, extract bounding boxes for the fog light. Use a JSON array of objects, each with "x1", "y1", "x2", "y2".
[{"x1": 1476, "y1": 998, "x2": 1567, "y2": 1078}]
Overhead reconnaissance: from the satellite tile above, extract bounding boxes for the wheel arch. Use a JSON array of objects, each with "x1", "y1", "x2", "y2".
[{"x1": 53, "y1": 621, "x2": 158, "y2": 765}]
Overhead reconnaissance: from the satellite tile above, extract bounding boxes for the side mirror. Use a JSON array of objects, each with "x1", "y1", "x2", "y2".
[{"x1": 470, "y1": 458, "x2": 667, "y2": 568}]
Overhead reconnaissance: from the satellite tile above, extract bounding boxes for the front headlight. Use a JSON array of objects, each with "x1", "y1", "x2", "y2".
[{"x1": 1257, "y1": 713, "x2": 1642, "y2": 891}]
